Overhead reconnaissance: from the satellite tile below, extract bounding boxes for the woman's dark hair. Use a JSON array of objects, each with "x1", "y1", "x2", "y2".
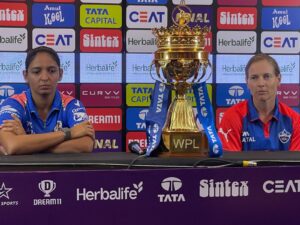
[
  {"x1": 245, "y1": 53, "x2": 281, "y2": 79},
  {"x1": 25, "y1": 46, "x2": 60, "y2": 71}
]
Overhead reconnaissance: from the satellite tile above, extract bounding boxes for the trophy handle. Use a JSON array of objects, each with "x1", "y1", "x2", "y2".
[
  {"x1": 150, "y1": 61, "x2": 172, "y2": 86},
  {"x1": 193, "y1": 61, "x2": 212, "y2": 83}
]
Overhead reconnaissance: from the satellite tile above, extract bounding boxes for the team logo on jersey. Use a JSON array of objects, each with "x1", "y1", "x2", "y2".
[{"x1": 278, "y1": 129, "x2": 291, "y2": 144}]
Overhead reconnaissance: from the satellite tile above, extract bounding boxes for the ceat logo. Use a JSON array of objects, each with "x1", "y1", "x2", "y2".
[
  {"x1": 0, "y1": 3, "x2": 27, "y2": 26},
  {"x1": 80, "y1": 29, "x2": 122, "y2": 52},
  {"x1": 217, "y1": 7, "x2": 257, "y2": 30},
  {"x1": 126, "y1": 5, "x2": 167, "y2": 28},
  {"x1": 32, "y1": 28, "x2": 75, "y2": 52},
  {"x1": 261, "y1": 31, "x2": 300, "y2": 54}
]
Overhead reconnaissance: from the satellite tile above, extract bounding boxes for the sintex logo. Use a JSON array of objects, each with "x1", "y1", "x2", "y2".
[
  {"x1": 0, "y1": 3, "x2": 27, "y2": 26},
  {"x1": 80, "y1": 4, "x2": 122, "y2": 28},
  {"x1": 217, "y1": 7, "x2": 257, "y2": 30},
  {"x1": 80, "y1": 29, "x2": 122, "y2": 52}
]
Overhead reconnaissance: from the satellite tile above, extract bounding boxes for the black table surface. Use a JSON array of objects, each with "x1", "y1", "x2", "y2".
[{"x1": 1, "y1": 151, "x2": 300, "y2": 170}]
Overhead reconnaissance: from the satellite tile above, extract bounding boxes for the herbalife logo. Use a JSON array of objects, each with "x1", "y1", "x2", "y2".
[
  {"x1": 0, "y1": 61, "x2": 23, "y2": 71},
  {"x1": 280, "y1": 62, "x2": 296, "y2": 73},
  {"x1": 157, "y1": 177, "x2": 185, "y2": 202},
  {"x1": 76, "y1": 181, "x2": 143, "y2": 201},
  {"x1": 86, "y1": 61, "x2": 118, "y2": 72},
  {"x1": 222, "y1": 64, "x2": 246, "y2": 73},
  {"x1": 61, "y1": 60, "x2": 71, "y2": 72},
  {"x1": 33, "y1": 180, "x2": 62, "y2": 206},
  {"x1": 0, "y1": 182, "x2": 18, "y2": 206},
  {"x1": 199, "y1": 179, "x2": 249, "y2": 197},
  {"x1": 0, "y1": 33, "x2": 26, "y2": 44}
]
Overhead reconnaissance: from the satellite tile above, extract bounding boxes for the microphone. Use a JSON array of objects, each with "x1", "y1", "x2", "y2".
[{"x1": 128, "y1": 141, "x2": 145, "y2": 155}]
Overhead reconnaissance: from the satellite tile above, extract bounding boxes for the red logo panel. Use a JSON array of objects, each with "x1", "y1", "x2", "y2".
[
  {"x1": 126, "y1": 132, "x2": 147, "y2": 152},
  {"x1": 262, "y1": 0, "x2": 300, "y2": 6},
  {"x1": 86, "y1": 108, "x2": 122, "y2": 131},
  {"x1": 277, "y1": 84, "x2": 299, "y2": 106},
  {"x1": 80, "y1": 29, "x2": 122, "y2": 52},
  {"x1": 0, "y1": 3, "x2": 27, "y2": 26},
  {"x1": 217, "y1": 7, "x2": 257, "y2": 30},
  {"x1": 57, "y1": 84, "x2": 76, "y2": 98}
]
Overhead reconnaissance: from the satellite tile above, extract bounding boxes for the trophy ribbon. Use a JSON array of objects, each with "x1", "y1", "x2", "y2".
[
  {"x1": 145, "y1": 81, "x2": 170, "y2": 156},
  {"x1": 192, "y1": 82, "x2": 223, "y2": 157}
]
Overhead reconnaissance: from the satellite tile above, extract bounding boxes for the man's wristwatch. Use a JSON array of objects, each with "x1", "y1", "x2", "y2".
[{"x1": 61, "y1": 127, "x2": 71, "y2": 141}]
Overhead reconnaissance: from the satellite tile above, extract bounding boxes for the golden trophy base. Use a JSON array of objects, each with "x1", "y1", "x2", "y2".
[{"x1": 159, "y1": 130, "x2": 208, "y2": 157}]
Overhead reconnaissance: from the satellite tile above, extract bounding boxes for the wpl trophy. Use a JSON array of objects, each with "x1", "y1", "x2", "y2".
[{"x1": 146, "y1": 1, "x2": 222, "y2": 157}]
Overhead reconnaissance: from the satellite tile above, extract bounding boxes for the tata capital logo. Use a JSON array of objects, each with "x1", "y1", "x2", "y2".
[
  {"x1": 76, "y1": 182, "x2": 143, "y2": 201},
  {"x1": 158, "y1": 177, "x2": 185, "y2": 202}
]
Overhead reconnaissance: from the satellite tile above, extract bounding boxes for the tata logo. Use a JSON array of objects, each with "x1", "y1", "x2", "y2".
[
  {"x1": 33, "y1": 28, "x2": 75, "y2": 51},
  {"x1": 228, "y1": 85, "x2": 244, "y2": 97},
  {"x1": 158, "y1": 177, "x2": 185, "y2": 202},
  {"x1": 261, "y1": 31, "x2": 300, "y2": 54},
  {"x1": 126, "y1": 6, "x2": 167, "y2": 28},
  {"x1": 0, "y1": 85, "x2": 15, "y2": 98}
]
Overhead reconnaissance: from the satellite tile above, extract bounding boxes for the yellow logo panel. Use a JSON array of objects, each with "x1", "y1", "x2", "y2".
[{"x1": 126, "y1": 84, "x2": 154, "y2": 106}]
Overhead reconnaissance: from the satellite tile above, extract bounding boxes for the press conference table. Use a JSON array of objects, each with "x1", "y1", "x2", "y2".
[{"x1": 1, "y1": 151, "x2": 300, "y2": 225}]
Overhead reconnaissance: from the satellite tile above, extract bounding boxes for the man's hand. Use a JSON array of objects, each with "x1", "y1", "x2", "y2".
[
  {"x1": 0, "y1": 114, "x2": 26, "y2": 135},
  {"x1": 70, "y1": 121, "x2": 95, "y2": 140}
]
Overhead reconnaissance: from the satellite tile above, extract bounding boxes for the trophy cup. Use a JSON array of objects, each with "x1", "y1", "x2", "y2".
[{"x1": 150, "y1": 2, "x2": 211, "y2": 157}]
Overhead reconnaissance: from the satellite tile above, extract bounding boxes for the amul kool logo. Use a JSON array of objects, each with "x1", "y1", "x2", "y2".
[
  {"x1": 32, "y1": 3, "x2": 75, "y2": 27},
  {"x1": 217, "y1": 7, "x2": 257, "y2": 30},
  {"x1": 80, "y1": 29, "x2": 122, "y2": 52},
  {"x1": 126, "y1": 5, "x2": 167, "y2": 29},
  {"x1": 0, "y1": 3, "x2": 27, "y2": 26},
  {"x1": 80, "y1": 4, "x2": 122, "y2": 28},
  {"x1": 76, "y1": 181, "x2": 143, "y2": 201}
]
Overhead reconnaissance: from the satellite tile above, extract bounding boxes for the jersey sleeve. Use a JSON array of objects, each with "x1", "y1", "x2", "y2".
[
  {"x1": 218, "y1": 106, "x2": 243, "y2": 151},
  {"x1": 0, "y1": 98, "x2": 25, "y2": 125},
  {"x1": 289, "y1": 110, "x2": 300, "y2": 151},
  {"x1": 64, "y1": 99, "x2": 89, "y2": 128}
]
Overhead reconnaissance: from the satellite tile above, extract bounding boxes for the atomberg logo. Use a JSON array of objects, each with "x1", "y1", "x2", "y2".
[
  {"x1": 80, "y1": 29, "x2": 122, "y2": 52},
  {"x1": 80, "y1": 84, "x2": 122, "y2": 107},
  {"x1": 0, "y1": 3, "x2": 27, "y2": 26},
  {"x1": 217, "y1": 7, "x2": 257, "y2": 30},
  {"x1": 126, "y1": 83, "x2": 154, "y2": 107},
  {"x1": 126, "y1": 5, "x2": 167, "y2": 29},
  {"x1": 0, "y1": 28, "x2": 27, "y2": 51},
  {"x1": 173, "y1": 0, "x2": 213, "y2": 5},
  {"x1": 126, "y1": 132, "x2": 147, "y2": 152},
  {"x1": 32, "y1": 3, "x2": 75, "y2": 27},
  {"x1": 80, "y1": 4, "x2": 122, "y2": 28},
  {"x1": 261, "y1": 8, "x2": 300, "y2": 30},
  {"x1": 126, "y1": 30, "x2": 157, "y2": 53},
  {"x1": 80, "y1": 53, "x2": 122, "y2": 83},
  {"x1": 262, "y1": 0, "x2": 300, "y2": 6},
  {"x1": 32, "y1": 28, "x2": 75, "y2": 52},
  {"x1": 126, "y1": 108, "x2": 149, "y2": 131},
  {"x1": 86, "y1": 108, "x2": 122, "y2": 131},
  {"x1": 94, "y1": 132, "x2": 122, "y2": 152},
  {"x1": 217, "y1": 31, "x2": 256, "y2": 53},
  {"x1": 261, "y1": 32, "x2": 300, "y2": 54}
]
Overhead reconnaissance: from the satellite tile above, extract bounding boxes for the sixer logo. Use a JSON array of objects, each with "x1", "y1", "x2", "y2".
[
  {"x1": 0, "y1": 3, "x2": 27, "y2": 26},
  {"x1": 126, "y1": 5, "x2": 167, "y2": 29},
  {"x1": 32, "y1": 28, "x2": 75, "y2": 52},
  {"x1": 80, "y1": 29, "x2": 122, "y2": 52},
  {"x1": 217, "y1": 7, "x2": 257, "y2": 30}
]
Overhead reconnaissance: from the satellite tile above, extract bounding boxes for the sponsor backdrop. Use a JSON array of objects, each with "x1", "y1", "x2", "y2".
[
  {"x1": 0, "y1": 0, "x2": 300, "y2": 152},
  {"x1": 0, "y1": 166, "x2": 300, "y2": 225}
]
